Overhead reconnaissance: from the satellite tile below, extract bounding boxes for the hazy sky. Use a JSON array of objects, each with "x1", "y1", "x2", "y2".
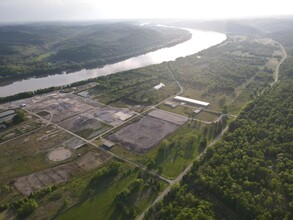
[{"x1": 0, "y1": 0, "x2": 292, "y2": 23}]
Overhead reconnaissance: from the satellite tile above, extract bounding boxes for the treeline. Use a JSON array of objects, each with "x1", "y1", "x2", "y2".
[
  {"x1": 146, "y1": 80, "x2": 293, "y2": 219},
  {"x1": 85, "y1": 162, "x2": 163, "y2": 219},
  {"x1": 0, "y1": 185, "x2": 57, "y2": 218}
]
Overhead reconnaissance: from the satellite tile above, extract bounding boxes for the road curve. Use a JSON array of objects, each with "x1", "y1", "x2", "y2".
[{"x1": 272, "y1": 40, "x2": 287, "y2": 84}]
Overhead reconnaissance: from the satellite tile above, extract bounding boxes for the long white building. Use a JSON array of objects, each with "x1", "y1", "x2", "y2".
[{"x1": 174, "y1": 96, "x2": 209, "y2": 107}]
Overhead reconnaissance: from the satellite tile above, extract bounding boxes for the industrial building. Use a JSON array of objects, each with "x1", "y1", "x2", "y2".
[{"x1": 174, "y1": 96, "x2": 209, "y2": 107}]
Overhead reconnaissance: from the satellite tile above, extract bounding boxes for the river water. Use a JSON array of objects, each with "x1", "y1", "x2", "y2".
[{"x1": 0, "y1": 29, "x2": 226, "y2": 97}]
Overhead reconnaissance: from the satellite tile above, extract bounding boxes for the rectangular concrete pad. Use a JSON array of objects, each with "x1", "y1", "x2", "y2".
[
  {"x1": 148, "y1": 109, "x2": 188, "y2": 125},
  {"x1": 108, "y1": 115, "x2": 179, "y2": 153},
  {"x1": 36, "y1": 170, "x2": 57, "y2": 187}
]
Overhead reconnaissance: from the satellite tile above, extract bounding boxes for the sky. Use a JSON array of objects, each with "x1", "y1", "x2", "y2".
[{"x1": 0, "y1": 0, "x2": 292, "y2": 23}]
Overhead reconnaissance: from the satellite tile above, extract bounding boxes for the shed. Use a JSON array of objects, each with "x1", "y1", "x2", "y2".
[
  {"x1": 193, "y1": 109, "x2": 202, "y2": 114},
  {"x1": 102, "y1": 140, "x2": 115, "y2": 150}
]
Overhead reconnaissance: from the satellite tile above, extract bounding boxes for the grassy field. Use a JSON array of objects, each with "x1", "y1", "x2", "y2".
[
  {"x1": 86, "y1": 63, "x2": 180, "y2": 107},
  {"x1": 157, "y1": 104, "x2": 194, "y2": 117},
  {"x1": 0, "y1": 110, "x2": 44, "y2": 143},
  {"x1": 0, "y1": 125, "x2": 94, "y2": 185},
  {"x1": 54, "y1": 160, "x2": 167, "y2": 220},
  {"x1": 169, "y1": 35, "x2": 281, "y2": 113},
  {"x1": 107, "y1": 122, "x2": 203, "y2": 178},
  {"x1": 195, "y1": 111, "x2": 220, "y2": 122}
]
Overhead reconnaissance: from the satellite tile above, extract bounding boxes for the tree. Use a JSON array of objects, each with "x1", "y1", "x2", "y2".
[{"x1": 16, "y1": 199, "x2": 38, "y2": 217}]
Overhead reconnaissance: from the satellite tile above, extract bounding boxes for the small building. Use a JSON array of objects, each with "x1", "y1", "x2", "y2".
[
  {"x1": 102, "y1": 140, "x2": 115, "y2": 150},
  {"x1": 154, "y1": 83, "x2": 165, "y2": 90},
  {"x1": 114, "y1": 111, "x2": 133, "y2": 121},
  {"x1": 193, "y1": 109, "x2": 202, "y2": 114},
  {"x1": 78, "y1": 91, "x2": 90, "y2": 98},
  {"x1": 164, "y1": 101, "x2": 178, "y2": 108},
  {"x1": 174, "y1": 96, "x2": 209, "y2": 107}
]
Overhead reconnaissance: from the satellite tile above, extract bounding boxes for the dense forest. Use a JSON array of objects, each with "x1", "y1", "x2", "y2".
[
  {"x1": 0, "y1": 23, "x2": 190, "y2": 81},
  {"x1": 146, "y1": 79, "x2": 293, "y2": 220},
  {"x1": 145, "y1": 24, "x2": 293, "y2": 219}
]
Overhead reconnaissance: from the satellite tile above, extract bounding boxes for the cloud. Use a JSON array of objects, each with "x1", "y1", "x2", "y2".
[{"x1": 0, "y1": 0, "x2": 292, "y2": 23}]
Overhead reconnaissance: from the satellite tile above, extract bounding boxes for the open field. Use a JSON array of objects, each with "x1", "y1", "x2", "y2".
[
  {"x1": 195, "y1": 111, "x2": 220, "y2": 122},
  {"x1": 15, "y1": 150, "x2": 109, "y2": 196},
  {"x1": 56, "y1": 161, "x2": 167, "y2": 220},
  {"x1": 86, "y1": 63, "x2": 180, "y2": 107},
  {"x1": 157, "y1": 104, "x2": 194, "y2": 117},
  {"x1": 169, "y1": 35, "x2": 281, "y2": 113},
  {"x1": 108, "y1": 122, "x2": 203, "y2": 178},
  {"x1": 0, "y1": 125, "x2": 86, "y2": 184},
  {"x1": 0, "y1": 111, "x2": 45, "y2": 143}
]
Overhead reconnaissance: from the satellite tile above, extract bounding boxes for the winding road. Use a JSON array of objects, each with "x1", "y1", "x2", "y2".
[{"x1": 272, "y1": 40, "x2": 287, "y2": 84}]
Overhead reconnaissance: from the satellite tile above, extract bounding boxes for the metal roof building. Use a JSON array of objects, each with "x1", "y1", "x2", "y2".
[{"x1": 174, "y1": 96, "x2": 209, "y2": 107}]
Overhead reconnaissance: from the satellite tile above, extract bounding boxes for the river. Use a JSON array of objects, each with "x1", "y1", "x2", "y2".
[{"x1": 0, "y1": 28, "x2": 226, "y2": 97}]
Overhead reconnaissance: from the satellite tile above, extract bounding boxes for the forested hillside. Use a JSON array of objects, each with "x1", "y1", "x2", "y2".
[{"x1": 0, "y1": 23, "x2": 190, "y2": 81}]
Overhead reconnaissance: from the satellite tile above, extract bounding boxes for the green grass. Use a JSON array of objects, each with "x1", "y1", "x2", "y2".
[
  {"x1": 55, "y1": 161, "x2": 167, "y2": 220},
  {"x1": 109, "y1": 122, "x2": 202, "y2": 178},
  {"x1": 195, "y1": 111, "x2": 220, "y2": 122},
  {"x1": 35, "y1": 52, "x2": 53, "y2": 61},
  {"x1": 157, "y1": 104, "x2": 194, "y2": 117},
  {"x1": 0, "y1": 124, "x2": 93, "y2": 185}
]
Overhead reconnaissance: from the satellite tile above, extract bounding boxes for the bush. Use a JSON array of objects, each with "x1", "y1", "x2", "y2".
[{"x1": 16, "y1": 199, "x2": 38, "y2": 218}]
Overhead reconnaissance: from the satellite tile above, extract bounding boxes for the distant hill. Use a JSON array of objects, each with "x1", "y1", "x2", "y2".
[{"x1": 0, "y1": 22, "x2": 190, "y2": 81}]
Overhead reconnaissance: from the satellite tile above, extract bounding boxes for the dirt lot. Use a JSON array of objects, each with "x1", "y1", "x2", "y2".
[
  {"x1": 108, "y1": 115, "x2": 179, "y2": 152},
  {"x1": 2, "y1": 93, "x2": 101, "y2": 123},
  {"x1": 48, "y1": 147, "x2": 72, "y2": 162},
  {"x1": 88, "y1": 106, "x2": 135, "y2": 126},
  {"x1": 58, "y1": 113, "x2": 112, "y2": 140},
  {"x1": 15, "y1": 151, "x2": 109, "y2": 195},
  {"x1": 108, "y1": 109, "x2": 188, "y2": 152}
]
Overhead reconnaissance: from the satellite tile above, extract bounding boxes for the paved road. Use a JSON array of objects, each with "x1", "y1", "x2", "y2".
[
  {"x1": 272, "y1": 40, "x2": 287, "y2": 84},
  {"x1": 136, "y1": 125, "x2": 230, "y2": 220}
]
